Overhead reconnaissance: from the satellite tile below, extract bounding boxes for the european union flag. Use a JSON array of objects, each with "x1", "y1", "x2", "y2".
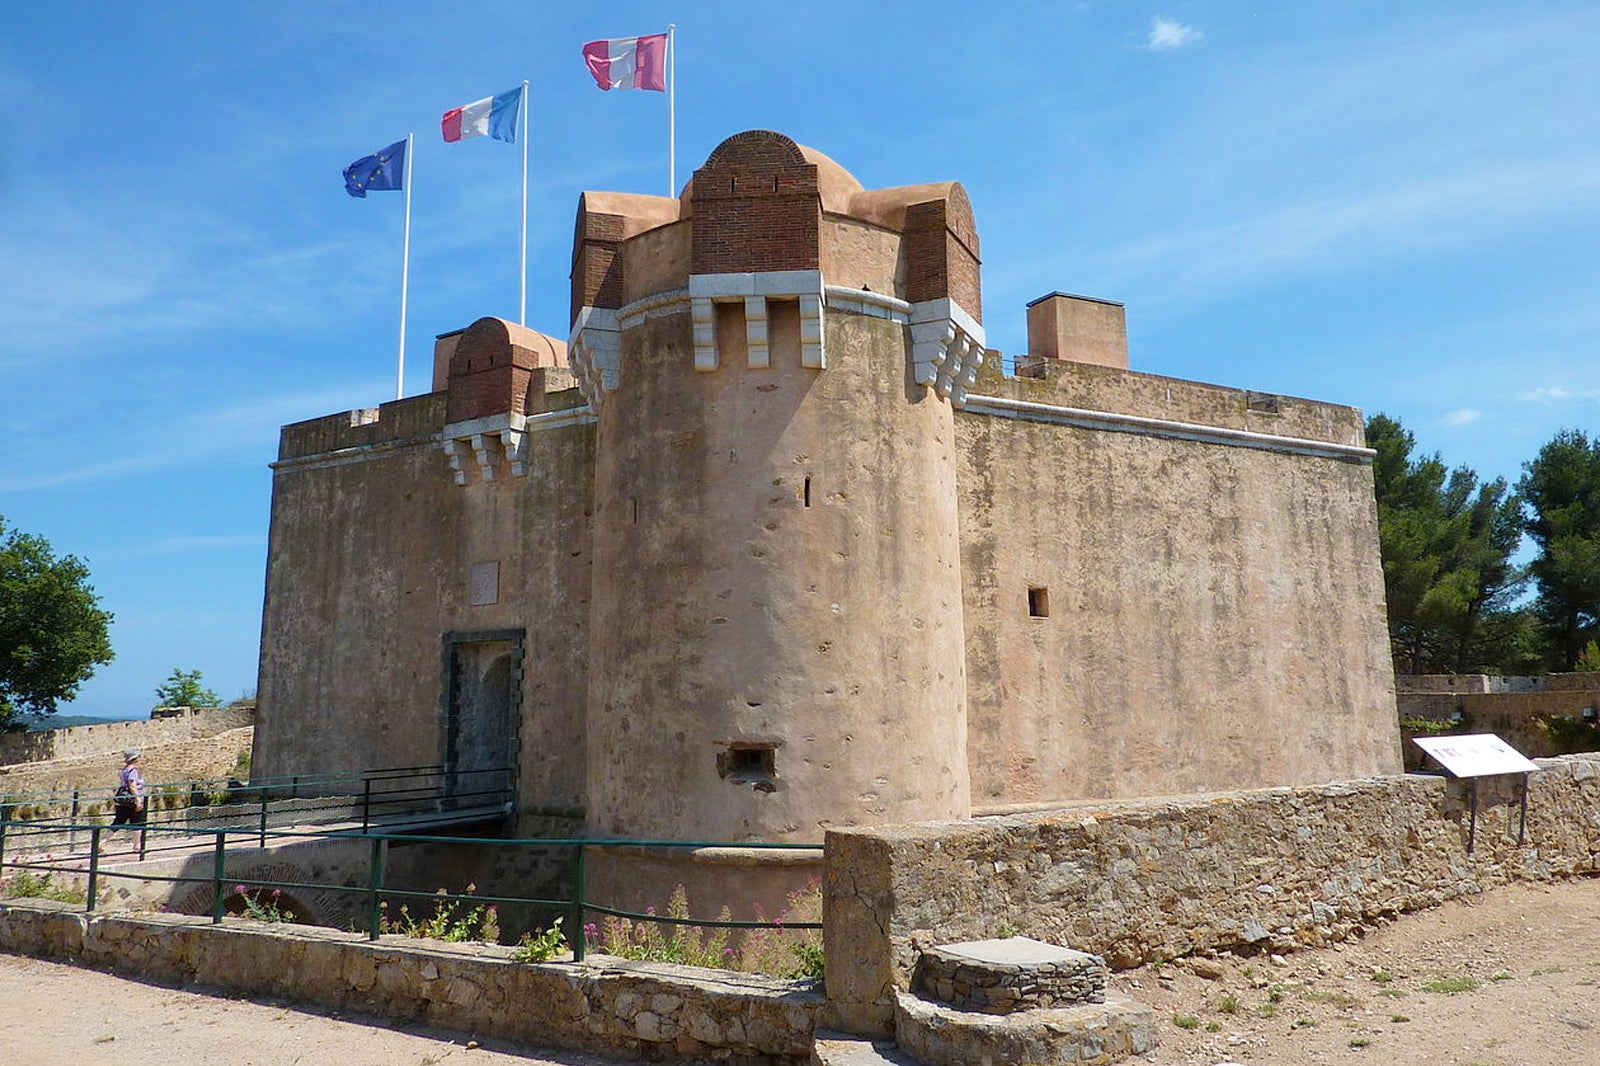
[{"x1": 343, "y1": 139, "x2": 406, "y2": 198}]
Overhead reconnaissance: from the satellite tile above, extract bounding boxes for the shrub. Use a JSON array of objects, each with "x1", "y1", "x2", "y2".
[
  {"x1": 4, "y1": 869, "x2": 86, "y2": 903},
  {"x1": 234, "y1": 884, "x2": 294, "y2": 923},
  {"x1": 1172, "y1": 1014, "x2": 1200, "y2": 1030},
  {"x1": 511, "y1": 919, "x2": 569, "y2": 962},
  {"x1": 380, "y1": 884, "x2": 500, "y2": 943}
]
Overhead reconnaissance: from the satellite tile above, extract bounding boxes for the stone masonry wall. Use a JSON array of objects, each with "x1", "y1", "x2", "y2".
[
  {"x1": 824, "y1": 757, "x2": 1600, "y2": 1034},
  {"x1": 0, "y1": 727, "x2": 255, "y2": 810},
  {"x1": 0, "y1": 902, "x2": 823, "y2": 1065},
  {"x1": 0, "y1": 706, "x2": 254, "y2": 767}
]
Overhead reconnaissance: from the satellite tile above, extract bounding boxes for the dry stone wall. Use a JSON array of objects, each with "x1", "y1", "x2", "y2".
[
  {"x1": 824, "y1": 757, "x2": 1600, "y2": 1034},
  {"x1": 0, "y1": 902, "x2": 823, "y2": 1064}
]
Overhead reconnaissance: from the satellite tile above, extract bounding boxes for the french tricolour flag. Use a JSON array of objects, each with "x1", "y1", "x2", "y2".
[
  {"x1": 582, "y1": 33, "x2": 667, "y2": 92},
  {"x1": 441, "y1": 86, "x2": 523, "y2": 143}
]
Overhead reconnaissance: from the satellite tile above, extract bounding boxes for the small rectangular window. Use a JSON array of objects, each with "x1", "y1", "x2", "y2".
[
  {"x1": 1028, "y1": 587, "x2": 1050, "y2": 618},
  {"x1": 718, "y1": 743, "x2": 777, "y2": 791}
]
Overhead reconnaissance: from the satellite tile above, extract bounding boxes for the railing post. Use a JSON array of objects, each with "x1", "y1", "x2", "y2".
[
  {"x1": 291, "y1": 774, "x2": 299, "y2": 799},
  {"x1": 259, "y1": 788, "x2": 270, "y2": 847},
  {"x1": 362, "y1": 777, "x2": 373, "y2": 833},
  {"x1": 367, "y1": 836, "x2": 387, "y2": 941},
  {"x1": 570, "y1": 844, "x2": 585, "y2": 962},
  {"x1": 69, "y1": 788, "x2": 79, "y2": 853},
  {"x1": 0, "y1": 805, "x2": 8, "y2": 875},
  {"x1": 211, "y1": 832, "x2": 227, "y2": 924},
  {"x1": 86, "y1": 827, "x2": 101, "y2": 914}
]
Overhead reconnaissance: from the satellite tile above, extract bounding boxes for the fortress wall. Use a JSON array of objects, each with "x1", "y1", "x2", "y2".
[
  {"x1": 956, "y1": 365, "x2": 1398, "y2": 806},
  {"x1": 824, "y1": 757, "x2": 1600, "y2": 1034},
  {"x1": 255, "y1": 392, "x2": 596, "y2": 811},
  {"x1": 0, "y1": 705, "x2": 253, "y2": 767}
]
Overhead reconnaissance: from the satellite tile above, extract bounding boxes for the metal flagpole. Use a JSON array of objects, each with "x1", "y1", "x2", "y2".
[
  {"x1": 397, "y1": 132, "x2": 413, "y2": 401},
  {"x1": 667, "y1": 24, "x2": 676, "y2": 198},
  {"x1": 519, "y1": 80, "x2": 529, "y2": 326}
]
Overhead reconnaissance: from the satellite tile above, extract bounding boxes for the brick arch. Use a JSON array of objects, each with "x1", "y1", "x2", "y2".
[
  {"x1": 701, "y1": 129, "x2": 808, "y2": 170},
  {"x1": 166, "y1": 860, "x2": 350, "y2": 928}
]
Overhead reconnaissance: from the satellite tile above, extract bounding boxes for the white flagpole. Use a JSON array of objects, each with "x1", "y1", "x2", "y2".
[
  {"x1": 519, "y1": 80, "x2": 529, "y2": 326},
  {"x1": 667, "y1": 24, "x2": 676, "y2": 197},
  {"x1": 397, "y1": 132, "x2": 413, "y2": 402}
]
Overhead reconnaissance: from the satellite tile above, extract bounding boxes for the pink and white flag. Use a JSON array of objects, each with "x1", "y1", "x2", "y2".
[{"x1": 582, "y1": 33, "x2": 667, "y2": 91}]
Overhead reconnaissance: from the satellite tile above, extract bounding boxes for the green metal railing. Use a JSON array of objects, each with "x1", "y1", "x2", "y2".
[
  {"x1": 0, "y1": 818, "x2": 821, "y2": 964},
  {"x1": 0, "y1": 763, "x2": 515, "y2": 865}
]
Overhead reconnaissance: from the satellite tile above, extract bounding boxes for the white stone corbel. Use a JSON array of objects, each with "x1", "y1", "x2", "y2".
[
  {"x1": 909, "y1": 298, "x2": 986, "y2": 407},
  {"x1": 500, "y1": 427, "x2": 527, "y2": 476},
  {"x1": 469, "y1": 433, "x2": 498, "y2": 482},
  {"x1": 569, "y1": 306, "x2": 622, "y2": 408},
  {"x1": 691, "y1": 295, "x2": 718, "y2": 371},
  {"x1": 443, "y1": 438, "x2": 473, "y2": 485},
  {"x1": 744, "y1": 295, "x2": 769, "y2": 368},
  {"x1": 799, "y1": 292, "x2": 825, "y2": 369},
  {"x1": 689, "y1": 271, "x2": 825, "y2": 374}
]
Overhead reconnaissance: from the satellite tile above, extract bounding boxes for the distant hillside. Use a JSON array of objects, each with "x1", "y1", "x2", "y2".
[{"x1": 27, "y1": 714, "x2": 140, "y2": 731}]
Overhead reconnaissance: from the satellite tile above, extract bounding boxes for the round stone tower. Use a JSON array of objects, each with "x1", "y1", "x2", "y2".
[{"x1": 571, "y1": 131, "x2": 986, "y2": 854}]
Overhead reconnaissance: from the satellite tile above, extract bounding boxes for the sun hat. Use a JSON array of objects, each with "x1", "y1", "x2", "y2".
[{"x1": 123, "y1": 749, "x2": 140, "y2": 761}]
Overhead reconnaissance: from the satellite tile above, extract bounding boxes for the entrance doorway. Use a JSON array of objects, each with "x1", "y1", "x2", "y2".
[{"x1": 441, "y1": 629, "x2": 523, "y2": 805}]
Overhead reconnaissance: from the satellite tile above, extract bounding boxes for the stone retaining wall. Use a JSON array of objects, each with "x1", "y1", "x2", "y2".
[
  {"x1": 0, "y1": 901, "x2": 822, "y2": 1064},
  {"x1": 0, "y1": 705, "x2": 254, "y2": 766},
  {"x1": 0, "y1": 728, "x2": 255, "y2": 807},
  {"x1": 824, "y1": 757, "x2": 1600, "y2": 1034}
]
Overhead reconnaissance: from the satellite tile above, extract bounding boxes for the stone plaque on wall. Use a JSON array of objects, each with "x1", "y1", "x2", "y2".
[{"x1": 469, "y1": 561, "x2": 500, "y2": 606}]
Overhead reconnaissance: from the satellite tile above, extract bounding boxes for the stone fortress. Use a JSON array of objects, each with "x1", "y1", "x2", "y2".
[{"x1": 253, "y1": 130, "x2": 1401, "y2": 906}]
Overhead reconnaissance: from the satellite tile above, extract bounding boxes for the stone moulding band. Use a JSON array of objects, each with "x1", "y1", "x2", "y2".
[{"x1": 960, "y1": 394, "x2": 1376, "y2": 463}]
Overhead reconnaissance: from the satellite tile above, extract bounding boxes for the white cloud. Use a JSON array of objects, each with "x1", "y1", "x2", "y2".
[
  {"x1": 1521, "y1": 386, "x2": 1600, "y2": 404},
  {"x1": 1148, "y1": 16, "x2": 1203, "y2": 51},
  {"x1": 1440, "y1": 408, "x2": 1482, "y2": 426}
]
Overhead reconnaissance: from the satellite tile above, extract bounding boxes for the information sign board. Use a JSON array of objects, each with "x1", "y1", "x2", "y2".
[{"x1": 1412, "y1": 733, "x2": 1539, "y2": 778}]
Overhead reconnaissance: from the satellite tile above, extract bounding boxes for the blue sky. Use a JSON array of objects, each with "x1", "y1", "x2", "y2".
[{"x1": 2, "y1": 2, "x2": 1597, "y2": 720}]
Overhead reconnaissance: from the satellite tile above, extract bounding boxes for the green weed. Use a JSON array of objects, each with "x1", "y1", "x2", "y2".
[{"x1": 1423, "y1": 976, "x2": 1480, "y2": 994}]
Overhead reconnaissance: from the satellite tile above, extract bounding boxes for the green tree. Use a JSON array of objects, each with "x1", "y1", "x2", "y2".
[
  {"x1": 1367, "y1": 414, "x2": 1523, "y2": 674},
  {"x1": 0, "y1": 516, "x2": 115, "y2": 728},
  {"x1": 1519, "y1": 429, "x2": 1600, "y2": 669},
  {"x1": 155, "y1": 668, "x2": 220, "y2": 709}
]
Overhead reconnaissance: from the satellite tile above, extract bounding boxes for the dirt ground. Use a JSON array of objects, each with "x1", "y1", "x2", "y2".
[
  {"x1": 1119, "y1": 876, "x2": 1600, "y2": 1066},
  {"x1": 0, "y1": 954, "x2": 637, "y2": 1066},
  {"x1": 3, "y1": 877, "x2": 1600, "y2": 1065}
]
